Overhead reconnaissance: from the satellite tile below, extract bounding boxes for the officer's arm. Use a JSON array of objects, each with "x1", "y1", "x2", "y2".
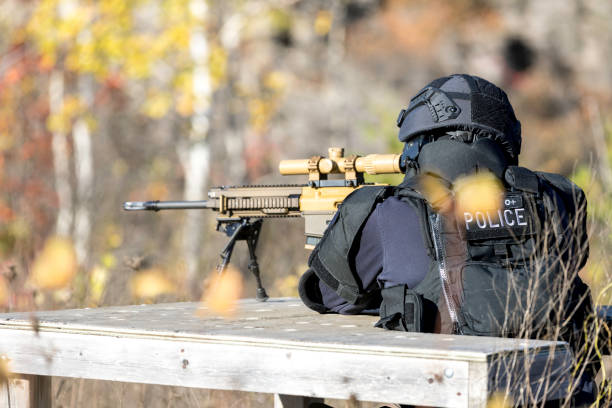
[{"x1": 319, "y1": 204, "x2": 384, "y2": 314}]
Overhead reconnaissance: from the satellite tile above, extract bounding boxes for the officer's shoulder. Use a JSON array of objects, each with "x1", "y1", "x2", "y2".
[
  {"x1": 505, "y1": 166, "x2": 585, "y2": 198},
  {"x1": 377, "y1": 195, "x2": 417, "y2": 214},
  {"x1": 340, "y1": 185, "x2": 392, "y2": 207}
]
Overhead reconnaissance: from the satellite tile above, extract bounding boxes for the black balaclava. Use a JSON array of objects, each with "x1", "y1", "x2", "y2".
[{"x1": 417, "y1": 136, "x2": 509, "y2": 183}]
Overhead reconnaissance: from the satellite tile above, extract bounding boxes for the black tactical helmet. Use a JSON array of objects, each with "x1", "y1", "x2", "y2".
[{"x1": 396, "y1": 74, "x2": 521, "y2": 163}]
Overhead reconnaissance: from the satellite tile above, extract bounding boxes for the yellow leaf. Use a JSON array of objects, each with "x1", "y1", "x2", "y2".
[
  {"x1": 314, "y1": 10, "x2": 333, "y2": 36},
  {"x1": 125, "y1": 53, "x2": 151, "y2": 79},
  {"x1": 200, "y1": 266, "x2": 243, "y2": 317},
  {"x1": 419, "y1": 174, "x2": 452, "y2": 213},
  {"x1": 248, "y1": 98, "x2": 274, "y2": 133},
  {"x1": 100, "y1": 253, "x2": 116, "y2": 269},
  {"x1": 453, "y1": 171, "x2": 503, "y2": 219},
  {"x1": 209, "y1": 45, "x2": 227, "y2": 88},
  {"x1": 100, "y1": 36, "x2": 123, "y2": 60},
  {"x1": 105, "y1": 224, "x2": 123, "y2": 249},
  {"x1": 142, "y1": 93, "x2": 171, "y2": 119},
  {"x1": 168, "y1": 26, "x2": 190, "y2": 48},
  {"x1": 0, "y1": 134, "x2": 15, "y2": 152},
  {"x1": 9, "y1": 218, "x2": 29, "y2": 240},
  {"x1": 130, "y1": 269, "x2": 176, "y2": 299},
  {"x1": 487, "y1": 392, "x2": 512, "y2": 408},
  {"x1": 46, "y1": 113, "x2": 69, "y2": 134},
  {"x1": 174, "y1": 72, "x2": 193, "y2": 93},
  {"x1": 0, "y1": 354, "x2": 11, "y2": 385},
  {"x1": 57, "y1": 15, "x2": 87, "y2": 42},
  {"x1": 0, "y1": 276, "x2": 8, "y2": 307},
  {"x1": 46, "y1": 96, "x2": 86, "y2": 133},
  {"x1": 30, "y1": 237, "x2": 78, "y2": 290},
  {"x1": 146, "y1": 181, "x2": 169, "y2": 200},
  {"x1": 176, "y1": 93, "x2": 194, "y2": 117},
  {"x1": 62, "y1": 96, "x2": 84, "y2": 117},
  {"x1": 39, "y1": 53, "x2": 56, "y2": 71},
  {"x1": 264, "y1": 71, "x2": 287, "y2": 92},
  {"x1": 89, "y1": 266, "x2": 109, "y2": 304},
  {"x1": 66, "y1": 41, "x2": 102, "y2": 74},
  {"x1": 107, "y1": 233, "x2": 122, "y2": 249},
  {"x1": 39, "y1": 39, "x2": 57, "y2": 59},
  {"x1": 273, "y1": 271, "x2": 300, "y2": 297},
  {"x1": 100, "y1": 0, "x2": 127, "y2": 16},
  {"x1": 269, "y1": 8, "x2": 292, "y2": 32}
]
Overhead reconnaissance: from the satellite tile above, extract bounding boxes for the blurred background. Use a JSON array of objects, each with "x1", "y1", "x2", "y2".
[{"x1": 0, "y1": 0, "x2": 611, "y2": 404}]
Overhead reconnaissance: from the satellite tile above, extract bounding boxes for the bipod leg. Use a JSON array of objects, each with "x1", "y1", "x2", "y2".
[
  {"x1": 246, "y1": 219, "x2": 268, "y2": 302},
  {"x1": 216, "y1": 220, "x2": 245, "y2": 274}
]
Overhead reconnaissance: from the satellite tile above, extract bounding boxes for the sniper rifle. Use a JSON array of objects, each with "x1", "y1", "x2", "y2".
[{"x1": 124, "y1": 147, "x2": 405, "y2": 301}]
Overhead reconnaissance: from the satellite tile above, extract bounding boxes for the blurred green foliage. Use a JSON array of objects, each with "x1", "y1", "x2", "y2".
[{"x1": 572, "y1": 120, "x2": 612, "y2": 304}]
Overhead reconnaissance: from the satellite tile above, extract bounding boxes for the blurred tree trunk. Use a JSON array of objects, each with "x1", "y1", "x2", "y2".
[
  {"x1": 220, "y1": 12, "x2": 245, "y2": 182},
  {"x1": 586, "y1": 98, "x2": 612, "y2": 191},
  {"x1": 50, "y1": 70, "x2": 73, "y2": 238},
  {"x1": 73, "y1": 74, "x2": 94, "y2": 266},
  {"x1": 179, "y1": 0, "x2": 212, "y2": 298},
  {"x1": 326, "y1": 1, "x2": 349, "y2": 146}
]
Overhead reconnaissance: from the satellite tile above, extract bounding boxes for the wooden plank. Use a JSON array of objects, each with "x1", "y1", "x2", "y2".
[
  {"x1": 0, "y1": 379, "x2": 23, "y2": 408},
  {"x1": 487, "y1": 343, "x2": 571, "y2": 405},
  {"x1": 0, "y1": 299, "x2": 566, "y2": 361},
  {"x1": 0, "y1": 375, "x2": 51, "y2": 408},
  {"x1": 467, "y1": 361, "x2": 488, "y2": 408},
  {"x1": 0, "y1": 299, "x2": 572, "y2": 407},
  {"x1": 0, "y1": 328, "x2": 471, "y2": 406}
]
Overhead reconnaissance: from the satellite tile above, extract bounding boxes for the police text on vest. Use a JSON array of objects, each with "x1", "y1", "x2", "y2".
[{"x1": 464, "y1": 209, "x2": 528, "y2": 231}]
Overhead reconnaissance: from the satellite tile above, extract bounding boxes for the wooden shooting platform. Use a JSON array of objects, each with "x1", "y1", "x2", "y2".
[{"x1": 0, "y1": 298, "x2": 572, "y2": 407}]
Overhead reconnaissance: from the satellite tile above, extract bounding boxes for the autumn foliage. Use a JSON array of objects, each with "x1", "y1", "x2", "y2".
[{"x1": 0, "y1": 0, "x2": 612, "y2": 404}]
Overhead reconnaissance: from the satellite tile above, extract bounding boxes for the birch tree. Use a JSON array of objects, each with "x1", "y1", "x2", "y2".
[
  {"x1": 49, "y1": 70, "x2": 73, "y2": 238},
  {"x1": 72, "y1": 75, "x2": 94, "y2": 265}
]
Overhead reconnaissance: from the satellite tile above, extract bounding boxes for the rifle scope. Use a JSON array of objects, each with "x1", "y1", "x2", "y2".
[{"x1": 279, "y1": 147, "x2": 403, "y2": 176}]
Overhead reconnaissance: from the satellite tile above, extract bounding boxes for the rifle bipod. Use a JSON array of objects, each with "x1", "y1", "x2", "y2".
[{"x1": 216, "y1": 218, "x2": 269, "y2": 302}]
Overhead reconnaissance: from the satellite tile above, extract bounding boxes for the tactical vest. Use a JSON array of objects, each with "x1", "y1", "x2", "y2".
[{"x1": 306, "y1": 166, "x2": 592, "y2": 349}]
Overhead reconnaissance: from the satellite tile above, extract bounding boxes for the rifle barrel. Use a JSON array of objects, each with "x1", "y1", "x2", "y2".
[{"x1": 123, "y1": 200, "x2": 211, "y2": 211}]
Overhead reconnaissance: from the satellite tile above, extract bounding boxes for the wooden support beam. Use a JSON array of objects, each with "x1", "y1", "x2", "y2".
[
  {"x1": 0, "y1": 375, "x2": 51, "y2": 408},
  {"x1": 274, "y1": 394, "x2": 324, "y2": 408}
]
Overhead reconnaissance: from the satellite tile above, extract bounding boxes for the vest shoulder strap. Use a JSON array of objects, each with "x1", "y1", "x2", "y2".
[
  {"x1": 308, "y1": 185, "x2": 393, "y2": 305},
  {"x1": 504, "y1": 166, "x2": 539, "y2": 193},
  {"x1": 393, "y1": 177, "x2": 435, "y2": 257}
]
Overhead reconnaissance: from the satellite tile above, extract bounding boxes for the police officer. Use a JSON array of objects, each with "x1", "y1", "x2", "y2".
[{"x1": 300, "y1": 74, "x2": 521, "y2": 316}]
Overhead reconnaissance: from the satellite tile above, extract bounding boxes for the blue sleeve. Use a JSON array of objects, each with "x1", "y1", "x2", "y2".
[
  {"x1": 376, "y1": 197, "x2": 429, "y2": 289},
  {"x1": 318, "y1": 196, "x2": 429, "y2": 314}
]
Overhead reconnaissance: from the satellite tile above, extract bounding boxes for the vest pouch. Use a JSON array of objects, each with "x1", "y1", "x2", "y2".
[
  {"x1": 460, "y1": 262, "x2": 555, "y2": 337},
  {"x1": 375, "y1": 285, "x2": 423, "y2": 332},
  {"x1": 467, "y1": 236, "x2": 537, "y2": 264}
]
